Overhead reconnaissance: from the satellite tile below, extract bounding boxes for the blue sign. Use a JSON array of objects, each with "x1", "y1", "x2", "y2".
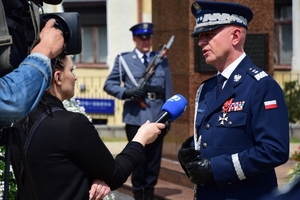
[{"x1": 76, "y1": 98, "x2": 114, "y2": 114}]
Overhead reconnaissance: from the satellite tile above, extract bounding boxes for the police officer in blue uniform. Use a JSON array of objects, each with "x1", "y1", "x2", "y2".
[
  {"x1": 178, "y1": 1, "x2": 290, "y2": 200},
  {"x1": 259, "y1": 176, "x2": 300, "y2": 200},
  {"x1": 104, "y1": 22, "x2": 173, "y2": 200}
]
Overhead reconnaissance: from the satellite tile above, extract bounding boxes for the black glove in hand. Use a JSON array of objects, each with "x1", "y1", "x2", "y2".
[
  {"x1": 181, "y1": 136, "x2": 194, "y2": 149},
  {"x1": 185, "y1": 158, "x2": 214, "y2": 185},
  {"x1": 178, "y1": 137, "x2": 199, "y2": 178},
  {"x1": 178, "y1": 136, "x2": 199, "y2": 166},
  {"x1": 122, "y1": 87, "x2": 146, "y2": 99},
  {"x1": 178, "y1": 147, "x2": 200, "y2": 166}
]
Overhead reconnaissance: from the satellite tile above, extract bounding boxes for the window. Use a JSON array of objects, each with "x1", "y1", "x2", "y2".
[
  {"x1": 274, "y1": 2, "x2": 292, "y2": 68},
  {"x1": 63, "y1": 1, "x2": 107, "y2": 68},
  {"x1": 72, "y1": 26, "x2": 107, "y2": 65}
]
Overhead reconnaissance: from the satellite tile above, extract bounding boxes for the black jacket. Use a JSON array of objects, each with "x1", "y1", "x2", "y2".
[{"x1": 13, "y1": 93, "x2": 145, "y2": 200}]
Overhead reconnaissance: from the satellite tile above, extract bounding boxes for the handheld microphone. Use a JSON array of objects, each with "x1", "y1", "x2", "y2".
[{"x1": 154, "y1": 94, "x2": 187, "y2": 123}]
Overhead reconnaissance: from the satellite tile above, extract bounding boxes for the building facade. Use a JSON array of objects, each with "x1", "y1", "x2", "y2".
[{"x1": 45, "y1": 0, "x2": 298, "y2": 129}]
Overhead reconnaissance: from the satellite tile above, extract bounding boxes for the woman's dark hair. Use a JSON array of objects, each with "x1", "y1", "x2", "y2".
[
  {"x1": 21, "y1": 56, "x2": 67, "y2": 134},
  {"x1": 51, "y1": 56, "x2": 67, "y2": 74}
]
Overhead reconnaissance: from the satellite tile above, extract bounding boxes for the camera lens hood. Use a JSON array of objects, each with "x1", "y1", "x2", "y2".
[
  {"x1": 41, "y1": 13, "x2": 70, "y2": 43},
  {"x1": 40, "y1": 12, "x2": 82, "y2": 56}
]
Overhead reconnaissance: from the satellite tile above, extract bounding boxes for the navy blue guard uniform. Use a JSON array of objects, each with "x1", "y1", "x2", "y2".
[
  {"x1": 178, "y1": 1, "x2": 290, "y2": 200},
  {"x1": 259, "y1": 176, "x2": 300, "y2": 200},
  {"x1": 192, "y1": 55, "x2": 289, "y2": 200},
  {"x1": 104, "y1": 22, "x2": 173, "y2": 200}
]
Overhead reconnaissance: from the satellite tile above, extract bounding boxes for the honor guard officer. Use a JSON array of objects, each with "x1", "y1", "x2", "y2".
[
  {"x1": 178, "y1": 1, "x2": 290, "y2": 200},
  {"x1": 259, "y1": 176, "x2": 300, "y2": 200},
  {"x1": 104, "y1": 22, "x2": 174, "y2": 200}
]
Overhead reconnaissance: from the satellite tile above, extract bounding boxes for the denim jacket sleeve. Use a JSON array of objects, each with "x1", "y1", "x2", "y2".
[{"x1": 0, "y1": 53, "x2": 52, "y2": 125}]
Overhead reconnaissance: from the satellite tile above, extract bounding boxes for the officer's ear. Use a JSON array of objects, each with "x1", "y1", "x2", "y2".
[{"x1": 231, "y1": 27, "x2": 243, "y2": 46}]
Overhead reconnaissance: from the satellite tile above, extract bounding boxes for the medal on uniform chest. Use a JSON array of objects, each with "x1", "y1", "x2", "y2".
[{"x1": 218, "y1": 98, "x2": 234, "y2": 125}]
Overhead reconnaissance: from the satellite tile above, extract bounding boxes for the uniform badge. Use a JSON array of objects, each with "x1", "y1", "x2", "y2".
[
  {"x1": 193, "y1": 3, "x2": 201, "y2": 11},
  {"x1": 132, "y1": 55, "x2": 137, "y2": 59},
  {"x1": 264, "y1": 100, "x2": 277, "y2": 110},
  {"x1": 234, "y1": 74, "x2": 242, "y2": 82},
  {"x1": 219, "y1": 98, "x2": 234, "y2": 125},
  {"x1": 143, "y1": 23, "x2": 149, "y2": 29},
  {"x1": 218, "y1": 113, "x2": 228, "y2": 125},
  {"x1": 228, "y1": 101, "x2": 245, "y2": 112}
]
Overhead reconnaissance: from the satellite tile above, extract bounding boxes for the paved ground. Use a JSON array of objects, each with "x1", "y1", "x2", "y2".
[
  {"x1": 103, "y1": 190, "x2": 133, "y2": 200},
  {"x1": 103, "y1": 141, "x2": 300, "y2": 199}
]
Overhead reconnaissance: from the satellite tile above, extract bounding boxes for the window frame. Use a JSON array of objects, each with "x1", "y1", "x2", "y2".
[
  {"x1": 274, "y1": 0, "x2": 293, "y2": 70},
  {"x1": 63, "y1": 0, "x2": 108, "y2": 69}
]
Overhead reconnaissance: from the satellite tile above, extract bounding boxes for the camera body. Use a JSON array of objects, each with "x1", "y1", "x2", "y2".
[
  {"x1": 40, "y1": 12, "x2": 82, "y2": 56},
  {"x1": 0, "y1": 0, "x2": 82, "y2": 77}
]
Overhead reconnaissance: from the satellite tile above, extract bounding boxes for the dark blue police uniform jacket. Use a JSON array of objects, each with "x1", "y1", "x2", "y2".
[
  {"x1": 104, "y1": 49, "x2": 173, "y2": 125},
  {"x1": 193, "y1": 55, "x2": 289, "y2": 200},
  {"x1": 259, "y1": 176, "x2": 300, "y2": 200}
]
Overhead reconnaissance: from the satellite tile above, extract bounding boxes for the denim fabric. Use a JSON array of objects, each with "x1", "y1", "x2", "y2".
[{"x1": 0, "y1": 53, "x2": 52, "y2": 125}]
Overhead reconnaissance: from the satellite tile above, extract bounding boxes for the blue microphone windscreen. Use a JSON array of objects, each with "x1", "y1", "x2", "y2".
[{"x1": 162, "y1": 94, "x2": 187, "y2": 121}]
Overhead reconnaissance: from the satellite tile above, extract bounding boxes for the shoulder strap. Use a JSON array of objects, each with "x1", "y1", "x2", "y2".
[
  {"x1": 0, "y1": 1, "x2": 13, "y2": 76},
  {"x1": 20, "y1": 107, "x2": 63, "y2": 178},
  {"x1": 23, "y1": 107, "x2": 63, "y2": 155},
  {"x1": 119, "y1": 54, "x2": 138, "y2": 86}
]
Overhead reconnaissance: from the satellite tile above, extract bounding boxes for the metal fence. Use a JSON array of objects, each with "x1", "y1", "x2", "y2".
[
  {"x1": 74, "y1": 75, "x2": 124, "y2": 126},
  {"x1": 274, "y1": 72, "x2": 300, "y2": 88},
  {"x1": 74, "y1": 72, "x2": 300, "y2": 126}
]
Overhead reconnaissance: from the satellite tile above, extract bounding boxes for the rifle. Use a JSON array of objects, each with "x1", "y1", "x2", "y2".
[{"x1": 136, "y1": 35, "x2": 175, "y2": 108}]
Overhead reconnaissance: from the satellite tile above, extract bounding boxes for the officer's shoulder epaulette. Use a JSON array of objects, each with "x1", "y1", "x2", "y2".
[
  {"x1": 119, "y1": 52, "x2": 130, "y2": 56},
  {"x1": 247, "y1": 66, "x2": 269, "y2": 82}
]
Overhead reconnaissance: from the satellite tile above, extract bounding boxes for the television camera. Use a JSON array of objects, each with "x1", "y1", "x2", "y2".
[
  {"x1": 0, "y1": 0, "x2": 82, "y2": 77},
  {"x1": 0, "y1": 0, "x2": 82, "y2": 199}
]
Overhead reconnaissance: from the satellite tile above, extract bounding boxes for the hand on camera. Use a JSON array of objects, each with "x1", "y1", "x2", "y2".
[
  {"x1": 31, "y1": 19, "x2": 64, "y2": 59},
  {"x1": 122, "y1": 87, "x2": 146, "y2": 99},
  {"x1": 185, "y1": 158, "x2": 214, "y2": 185}
]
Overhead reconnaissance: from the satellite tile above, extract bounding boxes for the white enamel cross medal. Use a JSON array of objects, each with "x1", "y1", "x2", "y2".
[{"x1": 218, "y1": 113, "x2": 228, "y2": 125}]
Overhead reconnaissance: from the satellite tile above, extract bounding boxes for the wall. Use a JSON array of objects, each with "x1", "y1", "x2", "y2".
[{"x1": 106, "y1": 0, "x2": 138, "y2": 69}]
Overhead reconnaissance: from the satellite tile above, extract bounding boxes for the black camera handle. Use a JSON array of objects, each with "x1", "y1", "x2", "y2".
[{"x1": 0, "y1": 127, "x2": 38, "y2": 200}]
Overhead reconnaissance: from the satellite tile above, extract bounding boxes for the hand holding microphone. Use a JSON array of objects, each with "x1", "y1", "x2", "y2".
[
  {"x1": 132, "y1": 120, "x2": 165, "y2": 146},
  {"x1": 133, "y1": 94, "x2": 188, "y2": 146}
]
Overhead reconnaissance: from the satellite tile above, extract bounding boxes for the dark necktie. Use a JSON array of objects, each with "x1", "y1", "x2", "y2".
[
  {"x1": 216, "y1": 74, "x2": 227, "y2": 98},
  {"x1": 143, "y1": 54, "x2": 148, "y2": 67}
]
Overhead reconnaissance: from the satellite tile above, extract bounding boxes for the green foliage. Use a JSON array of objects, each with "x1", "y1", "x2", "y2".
[
  {"x1": 290, "y1": 137, "x2": 300, "y2": 143},
  {"x1": 288, "y1": 145, "x2": 300, "y2": 181},
  {"x1": 0, "y1": 146, "x2": 17, "y2": 199},
  {"x1": 283, "y1": 81, "x2": 300, "y2": 123}
]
